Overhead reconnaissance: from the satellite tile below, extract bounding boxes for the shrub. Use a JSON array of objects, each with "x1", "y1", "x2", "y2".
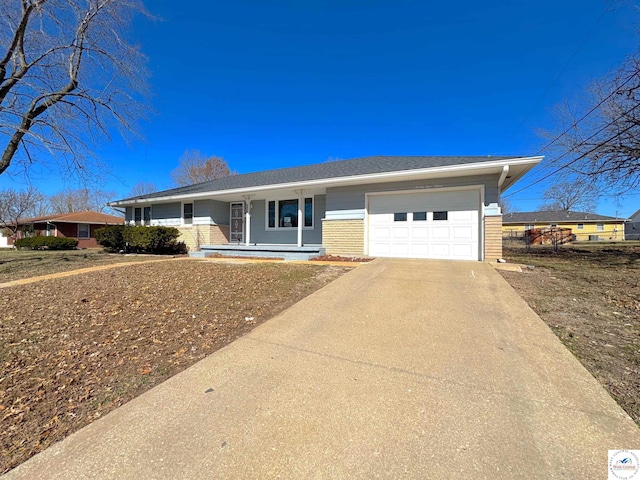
[
  {"x1": 14, "y1": 236, "x2": 78, "y2": 250},
  {"x1": 95, "y1": 225, "x2": 126, "y2": 252},
  {"x1": 96, "y1": 225, "x2": 187, "y2": 254}
]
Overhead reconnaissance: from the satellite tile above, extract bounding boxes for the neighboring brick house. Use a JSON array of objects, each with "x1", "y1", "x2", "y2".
[
  {"x1": 502, "y1": 210, "x2": 627, "y2": 242},
  {"x1": 110, "y1": 155, "x2": 542, "y2": 261},
  {"x1": 16, "y1": 211, "x2": 124, "y2": 248},
  {"x1": 625, "y1": 208, "x2": 640, "y2": 241}
]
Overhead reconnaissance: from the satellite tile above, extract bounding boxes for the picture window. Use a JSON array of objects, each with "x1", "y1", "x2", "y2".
[{"x1": 267, "y1": 197, "x2": 314, "y2": 229}]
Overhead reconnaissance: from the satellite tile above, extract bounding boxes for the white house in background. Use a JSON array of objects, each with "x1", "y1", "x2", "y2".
[{"x1": 110, "y1": 155, "x2": 542, "y2": 261}]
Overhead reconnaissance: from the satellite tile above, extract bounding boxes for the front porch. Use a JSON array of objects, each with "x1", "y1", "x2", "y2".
[{"x1": 191, "y1": 244, "x2": 326, "y2": 261}]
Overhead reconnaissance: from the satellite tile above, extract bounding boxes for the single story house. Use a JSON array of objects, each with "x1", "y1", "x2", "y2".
[
  {"x1": 110, "y1": 155, "x2": 542, "y2": 261},
  {"x1": 625, "y1": 208, "x2": 640, "y2": 240},
  {"x1": 15, "y1": 211, "x2": 124, "y2": 248},
  {"x1": 502, "y1": 210, "x2": 627, "y2": 242}
]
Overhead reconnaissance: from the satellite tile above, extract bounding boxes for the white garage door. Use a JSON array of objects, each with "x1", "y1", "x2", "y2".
[{"x1": 368, "y1": 190, "x2": 480, "y2": 260}]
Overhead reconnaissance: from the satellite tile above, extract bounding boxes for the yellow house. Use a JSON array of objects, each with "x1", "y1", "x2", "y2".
[{"x1": 502, "y1": 210, "x2": 626, "y2": 242}]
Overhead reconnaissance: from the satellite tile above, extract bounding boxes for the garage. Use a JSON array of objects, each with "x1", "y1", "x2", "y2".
[{"x1": 367, "y1": 189, "x2": 481, "y2": 260}]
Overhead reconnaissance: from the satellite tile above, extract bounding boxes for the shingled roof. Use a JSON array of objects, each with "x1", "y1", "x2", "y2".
[
  {"x1": 503, "y1": 210, "x2": 625, "y2": 224},
  {"x1": 115, "y1": 155, "x2": 521, "y2": 203}
]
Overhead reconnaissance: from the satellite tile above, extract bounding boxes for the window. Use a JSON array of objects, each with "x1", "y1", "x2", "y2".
[
  {"x1": 413, "y1": 212, "x2": 427, "y2": 221},
  {"x1": 268, "y1": 201, "x2": 276, "y2": 228},
  {"x1": 577, "y1": 223, "x2": 584, "y2": 230},
  {"x1": 304, "y1": 198, "x2": 313, "y2": 227},
  {"x1": 78, "y1": 223, "x2": 90, "y2": 239},
  {"x1": 267, "y1": 197, "x2": 314, "y2": 229},
  {"x1": 550, "y1": 224, "x2": 558, "y2": 228},
  {"x1": 597, "y1": 223, "x2": 604, "y2": 231},
  {"x1": 134, "y1": 208, "x2": 142, "y2": 225},
  {"x1": 143, "y1": 206, "x2": 151, "y2": 226},
  {"x1": 279, "y1": 199, "x2": 297, "y2": 227},
  {"x1": 183, "y1": 203, "x2": 193, "y2": 225},
  {"x1": 524, "y1": 224, "x2": 535, "y2": 230},
  {"x1": 394, "y1": 212, "x2": 407, "y2": 222},
  {"x1": 433, "y1": 211, "x2": 448, "y2": 221},
  {"x1": 45, "y1": 223, "x2": 54, "y2": 236}
]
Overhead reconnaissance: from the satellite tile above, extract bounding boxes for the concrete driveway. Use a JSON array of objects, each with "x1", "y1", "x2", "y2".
[{"x1": 4, "y1": 259, "x2": 639, "y2": 479}]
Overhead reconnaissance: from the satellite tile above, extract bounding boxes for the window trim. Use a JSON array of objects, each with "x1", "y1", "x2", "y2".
[
  {"x1": 596, "y1": 222, "x2": 605, "y2": 231},
  {"x1": 577, "y1": 223, "x2": 584, "y2": 230},
  {"x1": 77, "y1": 223, "x2": 90, "y2": 239},
  {"x1": 524, "y1": 224, "x2": 535, "y2": 230},
  {"x1": 265, "y1": 196, "x2": 315, "y2": 230}
]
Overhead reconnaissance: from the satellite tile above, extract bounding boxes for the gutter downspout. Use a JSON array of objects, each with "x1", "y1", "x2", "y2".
[
  {"x1": 497, "y1": 165, "x2": 509, "y2": 215},
  {"x1": 498, "y1": 165, "x2": 509, "y2": 191}
]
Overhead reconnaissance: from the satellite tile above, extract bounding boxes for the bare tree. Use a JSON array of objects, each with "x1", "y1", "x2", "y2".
[
  {"x1": 0, "y1": 186, "x2": 47, "y2": 235},
  {"x1": 499, "y1": 197, "x2": 517, "y2": 214},
  {"x1": 128, "y1": 181, "x2": 157, "y2": 197},
  {"x1": 48, "y1": 188, "x2": 115, "y2": 213},
  {"x1": 171, "y1": 150, "x2": 235, "y2": 186},
  {"x1": 544, "y1": 52, "x2": 640, "y2": 190},
  {"x1": 0, "y1": 0, "x2": 149, "y2": 179},
  {"x1": 540, "y1": 179, "x2": 599, "y2": 212}
]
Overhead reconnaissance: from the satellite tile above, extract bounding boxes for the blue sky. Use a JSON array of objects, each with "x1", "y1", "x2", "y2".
[{"x1": 3, "y1": 0, "x2": 639, "y2": 217}]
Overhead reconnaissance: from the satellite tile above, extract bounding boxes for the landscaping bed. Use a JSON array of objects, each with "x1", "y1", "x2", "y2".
[
  {"x1": 499, "y1": 245, "x2": 640, "y2": 425},
  {"x1": 0, "y1": 260, "x2": 351, "y2": 474}
]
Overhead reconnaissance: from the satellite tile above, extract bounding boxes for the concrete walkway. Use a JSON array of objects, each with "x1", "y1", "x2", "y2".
[{"x1": 4, "y1": 259, "x2": 639, "y2": 479}]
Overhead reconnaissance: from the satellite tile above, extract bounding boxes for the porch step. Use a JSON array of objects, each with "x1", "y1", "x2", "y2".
[{"x1": 193, "y1": 244, "x2": 326, "y2": 261}]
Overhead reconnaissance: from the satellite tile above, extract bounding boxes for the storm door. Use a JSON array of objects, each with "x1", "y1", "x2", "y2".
[{"x1": 230, "y1": 202, "x2": 244, "y2": 243}]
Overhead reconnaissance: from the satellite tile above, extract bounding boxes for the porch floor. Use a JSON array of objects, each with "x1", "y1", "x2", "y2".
[{"x1": 191, "y1": 244, "x2": 326, "y2": 261}]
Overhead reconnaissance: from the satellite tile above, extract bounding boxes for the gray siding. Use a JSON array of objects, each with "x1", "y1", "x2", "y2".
[
  {"x1": 249, "y1": 195, "x2": 324, "y2": 245},
  {"x1": 194, "y1": 199, "x2": 229, "y2": 224},
  {"x1": 147, "y1": 202, "x2": 182, "y2": 226},
  {"x1": 326, "y1": 175, "x2": 500, "y2": 213}
]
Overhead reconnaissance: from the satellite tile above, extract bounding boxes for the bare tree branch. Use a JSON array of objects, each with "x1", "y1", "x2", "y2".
[
  {"x1": 0, "y1": 0, "x2": 150, "y2": 179},
  {"x1": 128, "y1": 181, "x2": 157, "y2": 197},
  {"x1": 0, "y1": 186, "x2": 48, "y2": 235},
  {"x1": 542, "y1": 52, "x2": 640, "y2": 191},
  {"x1": 48, "y1": 187, "x2": 115, "y2": 213},
  {"x1": 170, "y1": 150, "x2": 235, "y2": 186},
  {"x1": 540, "y1": 179, "x2": 599, "y2": 212}
]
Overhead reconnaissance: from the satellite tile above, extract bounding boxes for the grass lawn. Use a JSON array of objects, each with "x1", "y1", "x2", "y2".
[
  {"x1": 499, "y1": 243, "x2": 640, "y2": 426},
  {"x1": 0, "y1": 259, "x2": 352, "y2": 474},
  {"x1": 0, "y1": 249, "x2": 169, "y2": 283}
]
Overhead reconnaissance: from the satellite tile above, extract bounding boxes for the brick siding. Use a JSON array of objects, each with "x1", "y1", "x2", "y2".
[
  {"x1": 322, "y1": 219, "x2": 364, "y2": 256},
  {"x1": 484, "y1": 215, "x2": 502, "y2": 261},
  {"x1": 177, "y1": 225, "x2": 230, "y2": 252}
]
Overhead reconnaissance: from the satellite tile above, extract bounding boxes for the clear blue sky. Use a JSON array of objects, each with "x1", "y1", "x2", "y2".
[{"x1": 3, "y1": 0, "x2": 639, "y2": 217}]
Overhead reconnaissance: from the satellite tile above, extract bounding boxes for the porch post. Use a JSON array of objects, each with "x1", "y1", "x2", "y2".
[
  {"x1": 243, "y1": 195, "x2": 253, "y2": 246},
  {"x1": 296, "y1": 189, "x2": 303, "y2": 247}
]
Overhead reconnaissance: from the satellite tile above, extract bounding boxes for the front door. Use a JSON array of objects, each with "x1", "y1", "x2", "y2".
[{"x1": 230, "y1": 202, "x2": 244, "y2": 243}]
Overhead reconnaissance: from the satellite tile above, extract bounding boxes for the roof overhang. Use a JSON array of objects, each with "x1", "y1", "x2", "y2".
[{"x1": 110, "y1": 156, "x2": 543, "y2": 207}]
